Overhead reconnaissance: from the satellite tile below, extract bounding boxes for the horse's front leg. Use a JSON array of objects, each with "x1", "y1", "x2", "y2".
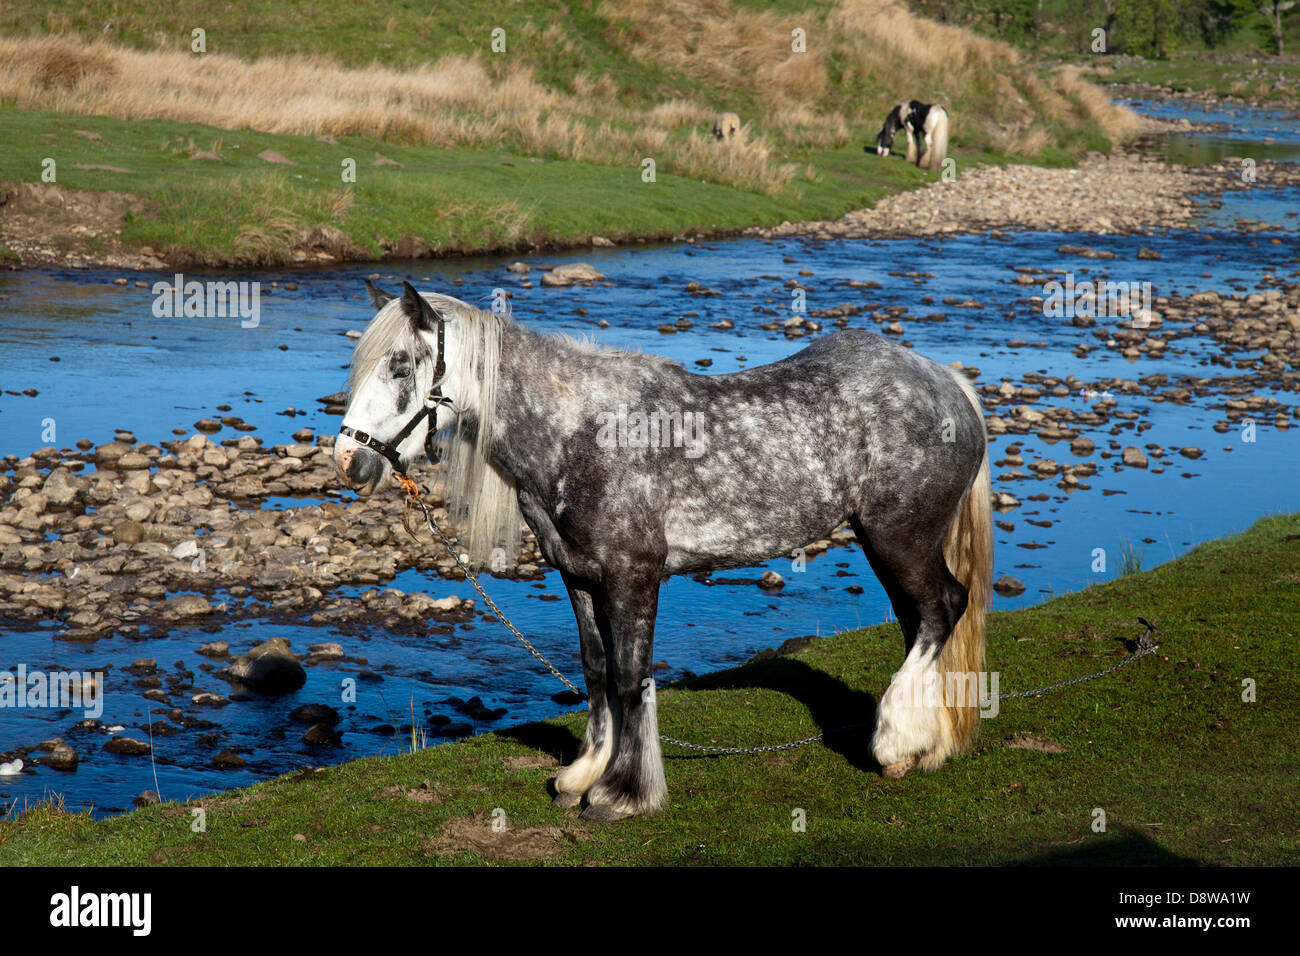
[
  {"x1": 581, "y1": 565, "x2": 666, "y2": 822},
  {"x1": 553, "y1": 572, "x2": 617, "y2": 808}
]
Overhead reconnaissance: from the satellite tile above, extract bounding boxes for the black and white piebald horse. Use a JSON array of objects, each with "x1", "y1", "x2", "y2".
[
  {"x1": 335, "y1": 281, "x2": 992, "y2": 821},
  {"x1": 870, "y1": 100, "x2": 950, "y2": 171}
]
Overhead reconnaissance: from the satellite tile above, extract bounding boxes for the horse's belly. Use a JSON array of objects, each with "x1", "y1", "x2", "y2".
[{"x1": 661, "y1": 502, "x2": 846, "y2": 574}]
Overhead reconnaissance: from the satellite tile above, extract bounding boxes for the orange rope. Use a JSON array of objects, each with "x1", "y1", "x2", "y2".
[{"x1": 394, "y1": 473, "x2": 423, "y2": 538}]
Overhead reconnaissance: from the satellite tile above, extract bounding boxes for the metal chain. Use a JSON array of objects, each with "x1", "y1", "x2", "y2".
[
  {"x1": 989, "y1": 639, "x2": 1161, "y2": 701},
  {"x1": 399, "y1": 485, "x2": 1162, "y2": 757},
  {"x1": 405, "y1": 493, "x2": 585, "y2": 699}
]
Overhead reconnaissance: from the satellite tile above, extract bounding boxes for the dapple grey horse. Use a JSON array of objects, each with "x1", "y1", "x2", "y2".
[{"x1": 334, "y1": 282, "x2": 992, "y2": 821}]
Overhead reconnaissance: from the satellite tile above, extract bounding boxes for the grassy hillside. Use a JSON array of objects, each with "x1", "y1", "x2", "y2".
[
  {"x1": 2, "y1": 514, "x2": 1296, "y2": 866},
  {"x1": 0, "y1": 0, "x2": 1137, "y2": 265}
]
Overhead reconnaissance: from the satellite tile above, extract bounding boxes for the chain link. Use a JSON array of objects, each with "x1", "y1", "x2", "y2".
[
  {"x1": 406, "y1": 493, "x2": 586, "y2": 699},
  {"x1": 400, "y1": 485, "x2": 1162, "y2": 757}
]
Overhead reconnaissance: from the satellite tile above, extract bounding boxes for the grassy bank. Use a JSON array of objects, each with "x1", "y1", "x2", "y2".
[
  {"x1": 1101, "y1": 55, "x2": 1300, "y2": 103},
  {"x1": 0, "y1": 106, "x2": 956, "y2": 267},
  {"x1": 3, "y1": 514, "x2": 1297, "y2": 866},
  {"x1": 0, "y1": 0, "x2": 1134, "y2": 266}
]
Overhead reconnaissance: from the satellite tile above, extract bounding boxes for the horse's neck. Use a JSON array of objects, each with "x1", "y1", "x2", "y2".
[
  {"x1": 451, "y1": 321, "x2": 558, "y2": 486},
  {"x1": 471, "y1": 322, "x2": 605, "y2": 490}
]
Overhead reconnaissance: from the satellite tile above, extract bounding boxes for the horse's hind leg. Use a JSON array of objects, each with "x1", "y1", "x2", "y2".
[
  {"x1": 850, "y1": 516, "x2": 968, "y2": 777},
  {"x1": 582, "y1": 565, "x2": 666, "y2": 822},
  {"x1": 553, "y1": 573, "x2": 617, "y2": 807}
]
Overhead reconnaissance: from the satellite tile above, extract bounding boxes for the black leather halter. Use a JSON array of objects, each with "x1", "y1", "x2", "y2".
[{"x1": 340, "y1": 313, "x2": 453, "y2": 477}]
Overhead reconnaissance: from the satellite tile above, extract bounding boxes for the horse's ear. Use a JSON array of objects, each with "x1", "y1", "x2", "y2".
[
  {"x1": 400, "y1": 281, "x2": 444, "y2": 333},
  {"x1": 365, "y1": 279, "x2": 396, "y2": 308}
]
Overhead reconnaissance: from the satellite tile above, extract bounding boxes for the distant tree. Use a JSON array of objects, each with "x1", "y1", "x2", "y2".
[
  {"x1": 1258, "y1": 1, "x2": 1296, "y2": 53},
  {"x1": 1114, "y1": 0, "x2": 1193, "y2": 57},
  {"x1": 985, "y1": 0, "x2": 1039, "y2": 45},
  {"x1": 1193, "y1": 0, "x2": 1255, "y2": 46}
]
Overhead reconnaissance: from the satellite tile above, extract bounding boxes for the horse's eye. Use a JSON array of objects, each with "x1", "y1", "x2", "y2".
[{"x1": 392, "y1": 366, "x2": 411, "y2": 379}]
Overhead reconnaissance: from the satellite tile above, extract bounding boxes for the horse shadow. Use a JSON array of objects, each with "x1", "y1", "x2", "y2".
[
  {"x1": 1006, "y1": 825, "x2": 1201, "y2": 866},
  {"x1": 497, "y1": 654, "x2": 881, "y2": 775}
]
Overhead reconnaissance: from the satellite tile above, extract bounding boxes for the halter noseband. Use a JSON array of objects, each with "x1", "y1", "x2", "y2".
[{"x1": 340, "y1": 310, "x2": 453, "y2": 477}]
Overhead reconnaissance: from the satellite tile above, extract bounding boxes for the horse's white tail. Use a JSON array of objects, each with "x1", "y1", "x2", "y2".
[
  {"x1": 928, "y1": 373, "x2": 991, "y2": 768},
  {"x1": 922, "y1": 107, "x2": 949, "y2": 171}
]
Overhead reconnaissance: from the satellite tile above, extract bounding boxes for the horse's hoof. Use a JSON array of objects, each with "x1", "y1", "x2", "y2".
[
  {"x1": 552, "y1": 790, "x2": 583, "y2": 809},
  {"x1": 883, "y1": 756, "x2": 918, "y2": 779},
  {"x1": 580, "y1": 804, "x2": 633, "y2": 823}
]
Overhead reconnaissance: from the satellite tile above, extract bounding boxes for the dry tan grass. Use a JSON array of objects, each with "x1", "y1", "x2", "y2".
[
  {"x1": 0, "y1": 35, "x2": 796, "y2": 193},
  {"x1": 601, "y1": 0, "x2": 828, "y2": 106},
  {"x1": 996, "y1": 127, "x2": 1052, "y2": 156},
  {"x1": 1051, "y1": 67, "x2": 1140, "y2": 142}
]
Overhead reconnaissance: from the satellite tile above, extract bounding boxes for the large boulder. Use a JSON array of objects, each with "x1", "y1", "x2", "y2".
[{"x1": 226, "y1": 638, "x2": 306, "y2": 695}]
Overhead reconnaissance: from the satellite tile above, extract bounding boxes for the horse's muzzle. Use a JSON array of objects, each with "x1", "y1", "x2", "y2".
[{"x1": 333, "y1": 433, "x2": 386, "y2": 495}]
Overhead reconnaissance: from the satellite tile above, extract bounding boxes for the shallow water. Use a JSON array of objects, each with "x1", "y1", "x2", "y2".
[
  {"x1": 2, "y1": 105, "x2": 1299, "y2": 815},
  {"x1": 1120, "y1": 97, "x2": 1300, "y2": 166}
]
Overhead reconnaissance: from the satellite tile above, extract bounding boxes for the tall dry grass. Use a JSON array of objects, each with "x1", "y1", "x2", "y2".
[
  {"x1": 0, "y1": 35, "x2": 796, "y2": 193},
  {"x1": 603, "y1": 0, "x2": 1135, "y2": 148},
  {"x1": 0, "y1": 0, "x2": 1137, "y2": 198}
]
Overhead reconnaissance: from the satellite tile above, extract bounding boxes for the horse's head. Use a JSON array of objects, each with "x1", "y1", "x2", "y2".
[
  {"x1": 333, "y1": 280, "x2": 457, "y2": 494},
  {"x1": 868, "y1": 103, "x2": 909, "y2": 157}
]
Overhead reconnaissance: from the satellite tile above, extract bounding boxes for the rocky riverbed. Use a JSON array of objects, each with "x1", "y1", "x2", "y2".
[
  {"x1": 2, "y1": 273, "x2": 1297, "y2": 646},
  {"x1": 750, "y1": 153, "x2": 1300, "y2": 241}
]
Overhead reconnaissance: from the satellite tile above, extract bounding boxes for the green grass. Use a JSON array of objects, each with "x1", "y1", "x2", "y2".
[
  {"x1": 0, "y1": 107, "x2": 1042, "y2": 265},
  {"x1": 1106, "y1": 54, "x2": 1300, "y2": 102},
  {"x1": 3, "y1": 513, "x2": 1297, "y2": 866}
]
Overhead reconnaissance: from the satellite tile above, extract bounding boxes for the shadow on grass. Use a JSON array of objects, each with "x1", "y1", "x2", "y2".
[
  {"x1": 1008, "y1": 826, "x2": 1201, "y2": 866},
  {"x1": 498, "y1": 656, "x2": 881, "y2": 775}
]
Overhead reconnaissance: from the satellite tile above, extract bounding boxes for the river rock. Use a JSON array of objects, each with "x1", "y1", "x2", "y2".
[
  {"x1": 541, "y1": 263, "x2": 604, "y2": 287},
  {"x1": 227, "y1": 637, "x2": 306, "y2": 694},
  {"x1": 1121, "y1": 446, "x2": 1149, "y2": 468},
  {"x1": 301, "y1": 723, "x2": 342, "y2": 747},
  {"x1": 113, "y1": 520, "x2": 146, "y2": 544},
  {"x1": 290, "y1": 703, "x2": 341, "y2": 725},
  {"x1": 993, "y1": 576, "x2": 1026, "y2": 596},
  {"x1": 104, "y1": 736, "x2": 152, "y2": 756},
  {"x1": 133, "y1": 790, "x2": 161, "y2": 807},
  {"x1": 160, "y1": 594, "x2": 212, "y2": 618},
  {"x1": 213, "y1": 748, "x2": 246, "y2": 767},
  {"x1": 41, "y1": 740, "x2": 79, "y2": 771},
  {"x1": 759, "y1": 570, "x2": 784, "y2": 589},
  {"x1": 42, "y1": 469, "x2": 84, "y2": 508}
]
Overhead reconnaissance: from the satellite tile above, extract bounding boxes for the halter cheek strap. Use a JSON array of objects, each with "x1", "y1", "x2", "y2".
[{"x1": 340, "y1": 312, "x2": 453, "y2": 477}]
